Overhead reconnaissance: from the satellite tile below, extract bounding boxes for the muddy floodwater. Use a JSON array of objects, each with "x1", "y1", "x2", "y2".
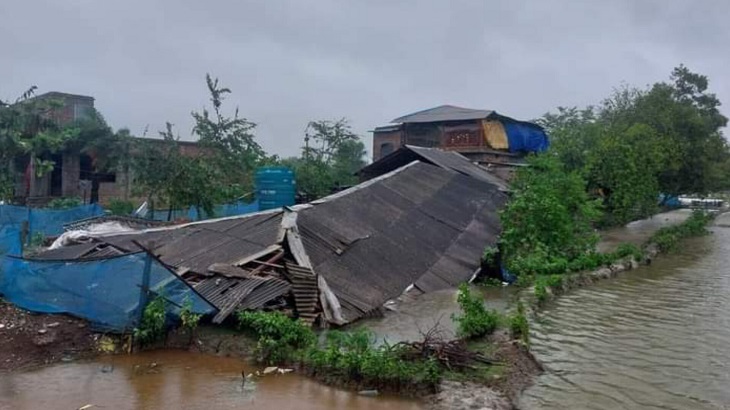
[
  {"x1": 0, "y1": 350, "x2": 423, "y2": 410},
  {"x1": 521, "y1": 218, "x2": 730, "y2": 409}
]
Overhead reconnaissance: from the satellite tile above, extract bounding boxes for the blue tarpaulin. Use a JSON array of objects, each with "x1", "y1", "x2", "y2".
[
  {"x1": 0, "y1": 253, "x2": 217, "y2": 331},
  {"x1": 503, "y1": 122, "x2": 550, "y2": 153}
]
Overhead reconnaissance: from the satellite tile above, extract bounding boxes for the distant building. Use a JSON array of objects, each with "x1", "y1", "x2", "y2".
[
  {"x1": 371, "y1": 105, "x2": 549, "y2": 180},
  {"x1": 11, "y1": 92, "x2": 202, "y2": 206}
]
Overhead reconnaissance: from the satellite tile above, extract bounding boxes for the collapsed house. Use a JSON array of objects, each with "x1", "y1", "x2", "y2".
[{"x1": 34, "y1": 160, "x2": 508, "y2": 326}]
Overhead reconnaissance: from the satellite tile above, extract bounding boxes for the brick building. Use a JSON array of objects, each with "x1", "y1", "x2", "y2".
[
  {"x1": 371, "y1": 105, "x2": 549, "y2": 179},
  {"x1": 12, "y1": 92, "x2": 202, "y2": 206}
]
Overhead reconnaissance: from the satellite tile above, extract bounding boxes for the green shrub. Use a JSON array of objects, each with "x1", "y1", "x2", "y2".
[
  {"x1": 613, "y1": 243, "x2": 644, "y2": 261},
  {"x1": 107, "y1": 198, "x2": 135, "y2": 216},
  {"x1": 180, "y1": 298, "x2": 202, "y2": 332},
  {"x1": 134, "y1": 296, "x2": 167, "y2": 346},
  {"x1": 481, "y1": 246, "x2": 499, "y2": 265},
  {"x1": 650, "y1": 210, "x2": 712, "y2": 252},
  {"x1": 237, "y1": 311, "x2": 316, "y2": 364},
  {"x1": 303, "y1": 329, "x2": 442, "y2": 389},
  {"x1": 534, "y1": 282, "x2": 548, "y2": 303},
  {"x1": 500, "y1": 154, "x2": 602, "y2": 278},
  {"x1": 509, "y1": 302, "x2": 530, "y2": 345},
  {"x1": 451, "y1": 284, "x2": 500, "y2": 339},
  {"x1": 47, "y1": 197, "x2": 82, "y2": 209}
]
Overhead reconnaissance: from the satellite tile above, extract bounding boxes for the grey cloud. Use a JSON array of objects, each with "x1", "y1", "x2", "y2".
[{"x1": 2, "y1": 0, "x2": 728, "y2": 159}]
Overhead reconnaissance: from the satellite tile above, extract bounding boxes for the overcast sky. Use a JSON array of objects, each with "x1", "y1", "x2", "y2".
[{"x1": 2, "y1": 0, "x2": 728, "y2": 159}]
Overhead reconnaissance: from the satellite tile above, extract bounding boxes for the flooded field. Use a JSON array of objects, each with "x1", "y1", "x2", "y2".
[
  {"x1": 521, "y1": 222, "x2": 730, "y2": 409},
  {"x1": 0, "y1": 350, "x2": 422, "y2": 410}
]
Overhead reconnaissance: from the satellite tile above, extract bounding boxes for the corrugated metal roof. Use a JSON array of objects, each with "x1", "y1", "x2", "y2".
[
  {"x1": 298, "y1": 161, "x2": 508, "y2": 322},
  {"x1": 82, "y1": 211, "x2": 285, "y2": 274},
  {"x1": 195, "y1": 275, "x2": 291, "y2": 322},
  {"x1": 37, "y1": 162, "x2": 507, "y2": 326},
  {"x1": 391, "y1": 105, "x2": 494, "y2": 123},
  {"x1": 357, "y1": 146, "x2": 510, "y2": 191}
]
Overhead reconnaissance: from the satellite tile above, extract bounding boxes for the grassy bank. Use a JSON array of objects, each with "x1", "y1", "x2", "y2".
[
  {"x1": 234, "y1": 284, "x2": 535, "y2": 396},
  {"x1": 522, "y1": 210, "x2": 715, "y2": 307}
]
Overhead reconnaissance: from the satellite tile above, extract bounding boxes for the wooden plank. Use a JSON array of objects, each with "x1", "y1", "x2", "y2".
[{"x1": 232, "y1": 244, "x2": 282, "y2": 267}]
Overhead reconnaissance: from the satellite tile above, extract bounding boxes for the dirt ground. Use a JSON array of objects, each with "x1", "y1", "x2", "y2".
[{"x1": 0, "y1": 299, "x2": 97, "y2": 372}]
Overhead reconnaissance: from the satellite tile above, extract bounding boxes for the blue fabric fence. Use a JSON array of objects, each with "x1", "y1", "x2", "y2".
[
  {"x1": 0, "y1": 203, "x2": 104, "y2": 241},
  {"x1": 147, "y1": 200, "x2": 260, "y2": 222},
  {"x1": 0, "y1": 253, "x2": 216, "y2": 331}
]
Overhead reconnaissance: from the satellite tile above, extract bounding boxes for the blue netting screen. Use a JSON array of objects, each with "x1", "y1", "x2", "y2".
[
  {"x1": 28, "y1": 204, "x2": 104, "y2": 237},
  {"x1": 0, "y1": 253, "x2": 216, "y2": 331},
  {"x1": 0, "y1": 203, "x2": 105, "y2": 240},
  {"x1": 148, "y1": 200, "x2": 259, "y2": 222}
]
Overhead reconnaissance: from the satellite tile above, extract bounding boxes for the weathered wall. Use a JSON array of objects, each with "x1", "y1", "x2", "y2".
[
  {"x1": 61, "y1": 153, "x2": 80, "y2": 198},
  {"x1": 372, "y1": 130, "x2": 403, "y2": 161}
]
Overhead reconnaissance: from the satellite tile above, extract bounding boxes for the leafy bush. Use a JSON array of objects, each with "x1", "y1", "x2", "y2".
[
  {"x1": 650, "y1": 210, "x2": 712, "y2": 252},
  {"x1": 237, "y1": 311, "x2": 316, "y2": 364},
  {"x1": 107, "y1": 198, "x2": 135, "y2": 216},
  {"x1": 134, "y1": 296, "x2": 167, "y2": 346},
  {"x1": 534, "y1": 282, "x2": 548, "y2": 303},
  {"x1": 500, "y1": 155, "x2": 602, "y2": 278},
  {"x1": 613, "y1": 242, "x2": 644, "y2": 261},
  {"x1": 509, "y1": 302, "x2": 530, "y2": 345},
  {"x1": 47, "y1": 197, "x2": 82, "y2": 209},
  {"x1": 481, "y1": 246, "x2": 499, "y2": 265},
  {"x1": 180, "y1": 298, "x2": 202, "y2": 332},
  {"x1": 303, "y1": 329, "x2": 442, "y2": 389},
  {"x1": 451, "y1": 284, "x2": 500, "y2": 339}
]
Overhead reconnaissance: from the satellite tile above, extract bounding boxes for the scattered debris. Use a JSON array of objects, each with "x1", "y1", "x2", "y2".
[{"x1": 262, "y1": 366, "x2": 278, "y2": 375}]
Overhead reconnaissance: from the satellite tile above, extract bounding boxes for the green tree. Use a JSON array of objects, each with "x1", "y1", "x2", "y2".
[
  {"x1": 132, "y1": 75, "x2": 265, "y2": 218},
  {"x1": 542, "y1": 65, "x2": 729, "y2": 225},
  {"x1": 292, "y1": 118, "x2": 366, "y2": 199},
  {"x1": 192, "y1": 74, "x2": 265, "y2": 196},
  {"x1": 499, "y1": 154, "x2": 602, "y2": 274},
  {"x1": 0, "y1": 87, "x2": 65, "y2": 199}
]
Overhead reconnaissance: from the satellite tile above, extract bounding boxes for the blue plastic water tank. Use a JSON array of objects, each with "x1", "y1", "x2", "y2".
[{"x1": 255, "y1": 167, "x2": 296, "y2": 210}]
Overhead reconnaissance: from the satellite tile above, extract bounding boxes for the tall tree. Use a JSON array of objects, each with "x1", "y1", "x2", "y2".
[{"x1": 293, "y1": 118, "x2": 367, "y2": 199}]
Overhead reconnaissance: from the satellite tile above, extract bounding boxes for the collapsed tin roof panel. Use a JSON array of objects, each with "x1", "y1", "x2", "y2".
[
  {"x1": 34, "y1": 160, "x2": 507, "y2": 326},
  {"x1": 296, "y1": 161, "x2": 507, "y2": 322}
]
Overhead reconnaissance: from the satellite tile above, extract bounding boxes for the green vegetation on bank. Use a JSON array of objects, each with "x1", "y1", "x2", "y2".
[
  {"x1": 650, "y1": 210, "x2": 713, "y2": 252},
  {"x1": 452, "y1": 283, "x2": 500, "y2": 339},
  {"x1": 134, "y1": 296, "x2": 167, "y2": 347},
  {"x1": 236, "y1": 286, "x2": 522, "y2": 393},
  {"x1": 496, "y1": 66, "x2": 727, "y2": 286}
]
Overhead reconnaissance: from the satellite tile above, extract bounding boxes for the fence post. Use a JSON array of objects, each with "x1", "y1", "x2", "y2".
[{"x1": 136, "y1": 245, "x2": 153, "y2": 326}]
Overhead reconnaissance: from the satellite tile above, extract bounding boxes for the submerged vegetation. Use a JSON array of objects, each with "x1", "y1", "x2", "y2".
[
  {"x1": 452, "y1": 284, "x2": 500, "y2": 339},
  {"x1": 650, "y1": 210, "x2": 713, "y2": 252}
]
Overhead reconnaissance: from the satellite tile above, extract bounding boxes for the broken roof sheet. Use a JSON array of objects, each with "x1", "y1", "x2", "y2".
[
  {"x1": 84, "y1": 211, "x2": 285, "y2": 274},
  {"x1": 357, "y1": 145, "x2": 509, "y2": 191},
  {"x1": 37, "y1": 161, "x2": 507, "y2": 326},
  {"x1": 392, "y1": 105, "x2": 494, "y2": 124},
  {"x1": 297, "y1": 161, "x2": 507, "y2": 322}
]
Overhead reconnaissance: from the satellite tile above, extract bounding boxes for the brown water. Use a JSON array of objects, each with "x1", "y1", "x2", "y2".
[
  {"x1": 0, "y1": 350, "x2": 422, "y2": 410},
  {"x1": 520, "y1": 222, "x2": 730, "y2": 409}
]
